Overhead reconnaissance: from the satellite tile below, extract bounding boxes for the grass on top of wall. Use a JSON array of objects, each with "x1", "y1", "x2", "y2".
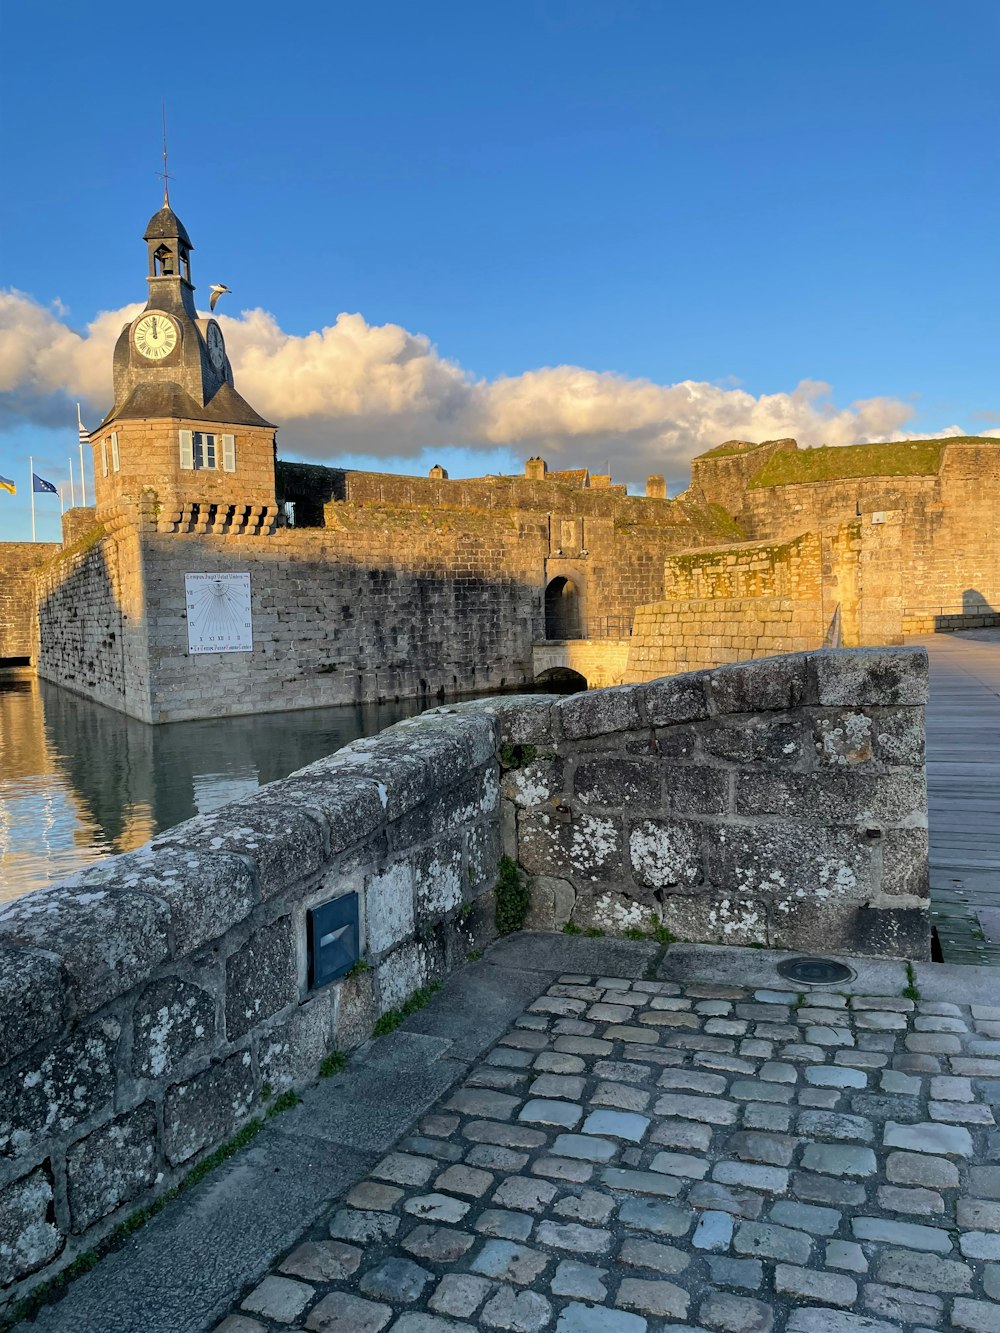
[{"x1": 747, "y1": 439, "x2": 970, "y2": 488}]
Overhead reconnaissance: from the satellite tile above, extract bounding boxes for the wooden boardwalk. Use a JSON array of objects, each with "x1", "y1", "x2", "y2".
[{"x1": 915, "y1": 628, "x2": 1000, "y2": 965}]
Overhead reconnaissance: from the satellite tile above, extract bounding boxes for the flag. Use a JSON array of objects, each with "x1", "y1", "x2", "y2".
[
  {"x1": 32, "y1": 473, "x2": 57, "y2": 495},
  {"x1": 0, "y1": 475, "x2": 14, "y2": 495},
  {"x1": 77, "y1": 405, "x2": 89, "y2": 444}
]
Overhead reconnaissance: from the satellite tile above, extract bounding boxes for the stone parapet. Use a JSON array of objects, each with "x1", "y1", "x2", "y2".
[{"x1": 0, "y1": 650, "x2": 930, "y2": 1308}]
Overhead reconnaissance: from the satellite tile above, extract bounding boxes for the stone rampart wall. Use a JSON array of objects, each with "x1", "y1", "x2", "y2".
[
  {"x1": 626, "y1": 597, "x2": 824, "y2": 679},
  {"x1": 0, "y1": 543, "x2": 59, "y2": 664},
  {"x1": 34, "y1": 515, "x2": 152, "y2": 717},
  {"x1": 0, "y1": 648, "x2": 929, "y2": 1308},
  {"x1": 692, "y1": 441, "x2": 1000, "y2": 630}
]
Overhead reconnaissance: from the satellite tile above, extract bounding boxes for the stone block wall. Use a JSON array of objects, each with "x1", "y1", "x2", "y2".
[
  {"x1": 507, "y1": 647, "x2": 929, "y2": 958},
  {"x1": 34, "y1": 513, "x2": 152, "y2": 717},
  {"x1": 0, "y1": 648, "x2": 929, "y2": 1308},
  {"x1": 0, "y1": 543, "x2": 59, "y2": 665},
  {"x1": 626, "y1": 597, "x2": 824, "y2": 680},
  {"x1": 0, "y1": 704, "x2": 506, "y2": 1310}
]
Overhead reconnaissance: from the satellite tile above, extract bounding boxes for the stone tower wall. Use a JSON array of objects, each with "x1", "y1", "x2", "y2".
[{"x1": 0, "y1": 543, "x2": 59, "y2": 665}]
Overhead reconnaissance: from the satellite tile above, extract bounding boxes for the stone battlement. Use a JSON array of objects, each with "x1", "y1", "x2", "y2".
[{"x1": 0, "y1": 648, "x2": 929, "y2": 1308}]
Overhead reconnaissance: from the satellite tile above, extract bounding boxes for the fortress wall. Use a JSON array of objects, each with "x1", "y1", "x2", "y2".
[
  {"x1": 627, "y1": 597, "x2": 825, "y2": 680},
  {"x1": 694, "y1": 441, "x2": 1000, "y2": 630},
  {"x1": 0, "y1": 649, "x2": 929, "y2": 1307},
  {"x1": 0, "y1": 543, "x2": 58, "y2": 665},
  {"x1": 139, "y1": 507, "x2": 551, "y2": 722},
  {"x1": 34, "y1": 518, "x2": 152, "y2": 718}
]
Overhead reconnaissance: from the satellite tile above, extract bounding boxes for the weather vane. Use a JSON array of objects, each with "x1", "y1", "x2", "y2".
[{"x1": 158, "y1": 100, "x2": 174, "y2": 206}]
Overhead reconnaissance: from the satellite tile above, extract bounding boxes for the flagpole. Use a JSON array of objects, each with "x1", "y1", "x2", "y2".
[
  {"x1": 77, "y1": 404, "x2": 87, "y2": 507},
  {"x1": 69, "y1": 457, "x2": 76, "y2": 508},
  {"x1": 29, "y1": 456, "x2": 35, "y2": 542},
  {"x1": 59, "y1": 484, "x2": 65, "y2": 516}
]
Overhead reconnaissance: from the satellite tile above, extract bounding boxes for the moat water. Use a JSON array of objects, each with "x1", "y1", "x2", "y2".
[{"x1": 0, "y1": 679, "x2": 431, "y2": 904}]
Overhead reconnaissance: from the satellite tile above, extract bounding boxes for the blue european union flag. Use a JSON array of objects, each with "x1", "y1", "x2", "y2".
[{"x1": 32, "y1": 473, "x2": 57, "y2": 495}]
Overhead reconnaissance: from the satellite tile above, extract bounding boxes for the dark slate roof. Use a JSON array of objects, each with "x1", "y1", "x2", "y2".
[
  {"x1": 143, "y1": 205, "x2": 193, "y2": 248},
  {"x1": 100, "y1": 381, "x2": 273, "y2": 429}
]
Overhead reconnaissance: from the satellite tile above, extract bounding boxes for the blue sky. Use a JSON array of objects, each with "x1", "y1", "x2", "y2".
[{"x1": 3, "y1": 0, "x2": 1000, "y2": 541}]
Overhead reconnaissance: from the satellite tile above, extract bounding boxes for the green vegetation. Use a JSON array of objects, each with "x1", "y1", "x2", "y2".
[
  {"x1": 706, "y1": 503, "x2": 746, "y2": 540},
  {"x1": 468, "y1": 949, "x2": 482, "y2": 962},
  {"x1": 748, "y1": 439, "x2": 958, "y2": 489},
  {"x1": 372, "y1": 981, "x2": 442, "y2": 1038},
  {"x1": 319, "y1": 1050, "x2": 348, "y2": 1078},
  {"x1": 498, "y1": 742, "x2": 537, "y2": 770},
  {"x1": 562, "y1": 921, "x2": 583, "y2": 935},
  {"x1": 902, "y1": 961, "x2": 921, "y2": 1004},
  {"x1": 345, "y1": 959, "x2": 369, "y2": 977},
  {"x1": 699, "y1": 440, "x2": 770, "y2": 460},
  {"x1": 584, "y1": 927, "x2": 604, "y2": 938},
  {"x1": 0, "y1": 1116, "x2": 270, "y2": 1333},
  {"x1": 495, "y1": 855, "x2": 531, "y2": 935},
  {"x1": 265, "y1": 1089, "x2": 301, "y2": 1118}
]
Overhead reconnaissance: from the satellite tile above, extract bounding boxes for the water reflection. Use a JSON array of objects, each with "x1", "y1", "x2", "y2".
[{"x1": 0, "y1": 679, "x2": 427, "y2": 903}]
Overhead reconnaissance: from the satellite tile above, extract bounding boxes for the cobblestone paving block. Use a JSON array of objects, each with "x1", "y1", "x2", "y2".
[{"x1": 210, "y1": 968, "x2": 1000, "y2": 1333}]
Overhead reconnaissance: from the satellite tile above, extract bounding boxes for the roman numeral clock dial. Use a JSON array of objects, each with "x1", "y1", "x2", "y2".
[{"x1": 133, "y1": 312, "x2": 179, "y2": 360}]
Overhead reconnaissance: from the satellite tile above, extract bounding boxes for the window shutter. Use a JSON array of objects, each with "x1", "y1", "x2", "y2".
[
  {"x1": 101, "y1": 439, "x2": 108, "y2": 477},
  {"x1": 179, "y1": 429, "x2": 194, "y2": 470},
  {"x1": 111, "y1": 432, "x2": 120, "y2": 472},
  {"x1": 222, "y1": 434, "x2": 236, "y2": 472}
]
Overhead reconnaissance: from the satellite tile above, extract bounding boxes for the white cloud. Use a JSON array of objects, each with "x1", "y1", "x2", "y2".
[{"x1": 0, "y1": 288, "x2": 966, "y2": 487}]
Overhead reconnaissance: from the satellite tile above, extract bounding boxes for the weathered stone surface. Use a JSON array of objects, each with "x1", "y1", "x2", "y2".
[
  {"x1": 280, "y1": 1240, "x2": 362, "y2": 1280},
  {"x1": 809, "y1": 646, "x2": 929, "y2": 707},
  {"x1": 0, "y1": 881, "x2": 169, "y2": 1017},
  {"x1": 0, "y1": 1164, "x2": 62, "y2": 1286},
  {"x1": 225, "y1": 915, "x2": 298, "y2": 1040},
  {"x1": 359, "y1": 1255, "x2": 433, "y2": 1303},
  {"x1": 66, "y1": 1102, "x2": 157, "y2": 1231},
  {"x1": 335, "y1": 964, "x2": 380, "y2": 1050},
  {"x1": 713, "y1": 654, "x2": 811, "y2": 713},
  {"x1": 701, "y1": 1289, "x2": 774, "y2": 1332},
  {"x1": 628, "y1": 818, "x2": 702, "y2": 889},
  {"x1": 518, "y1": 808, "x2": 623, "y2": 883},
  {"x1": 364, "y1": 861, "x2": 415, "y2": 954},
  {"x1": 305, "y1": 1291, "x2": 392, "y2": 1331},
  {"x1": 242, "y1": 1274, "x2": 313, "y2": 1322},
  {"x1": 641, "y1": 671, "x2": 711, "y2": 726},
  {"x1": 155, "y1": 797, "x2": 325, "y2": 899},
  {"x1": 258, "y1": 996, "x2": 333, "y2": 1092},
  {"x1": 557, "y1": 685, "x2": 642, "y2": 739},
  {"x1": 163, "y1": 1050, "x2": 254, "y2": 1164},
  {"x1": 0, "y1": 1016, "x2": 120, "y2": 1157},
  {"x1": 131, "y1": 974, "x2": 216, "y2": 1079},
  {"x1": 0, "y1": 943, "x2": 65, "y2": 1067}
]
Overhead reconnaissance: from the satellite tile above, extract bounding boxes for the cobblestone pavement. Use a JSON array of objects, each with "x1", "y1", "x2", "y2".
[{"x1": 214, "y1": 973, "x2": 1000, "y2": 1333}]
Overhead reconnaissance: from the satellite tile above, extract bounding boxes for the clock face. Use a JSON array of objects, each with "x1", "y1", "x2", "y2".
[
  {"x1": 133, "y1": 313, "x2": 178, "y2": 360},
  {"x1": 205, "y1": 321, "x2": 226, "y2": 370}
]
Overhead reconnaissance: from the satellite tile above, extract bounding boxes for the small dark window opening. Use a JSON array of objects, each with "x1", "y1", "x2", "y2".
[
  {"x1": 545, "y1": 576, "x2": 582, "y2": 640},
  {"x1": 154, "y1": 245, "x2": 174, "y2": 276}
]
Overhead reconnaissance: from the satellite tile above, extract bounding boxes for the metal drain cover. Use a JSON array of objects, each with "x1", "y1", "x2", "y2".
[{"x1": 776, "y1": 956, "x2": 855, "y2": 986}]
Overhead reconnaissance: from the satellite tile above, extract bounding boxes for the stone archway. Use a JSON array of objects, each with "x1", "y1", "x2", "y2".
[{"x1": 545, "y1": 576, "x2": 582, "y2": 640}]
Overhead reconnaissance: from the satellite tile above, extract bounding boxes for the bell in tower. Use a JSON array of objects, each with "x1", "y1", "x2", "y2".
[{"x1": 143, "y1": 201, "x2": 197, "y2": 320}]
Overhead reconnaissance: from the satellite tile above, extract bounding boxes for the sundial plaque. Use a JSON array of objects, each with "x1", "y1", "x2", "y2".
[{"x1": 184, "y1": 572, "x2": 253, "y2": 654}]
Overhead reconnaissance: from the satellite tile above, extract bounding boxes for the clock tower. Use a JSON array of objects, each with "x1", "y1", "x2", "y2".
[{"x1": 91, "y1": 195, "x2": 279, "y2": 535}]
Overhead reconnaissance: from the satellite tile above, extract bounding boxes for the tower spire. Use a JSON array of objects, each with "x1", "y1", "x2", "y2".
[{"x1": 159, "y1": 100, "x2": 172, "y2": 206}]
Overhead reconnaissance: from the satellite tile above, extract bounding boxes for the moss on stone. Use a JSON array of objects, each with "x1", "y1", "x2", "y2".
[
  {"x1": 495, "y1": 856, "x2": 531, "y2": 935},
  {"x1": 748, "y1": 439, "x2": 964, "y2": 488}
]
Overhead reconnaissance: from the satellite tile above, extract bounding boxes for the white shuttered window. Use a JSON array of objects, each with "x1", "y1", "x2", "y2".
[
  {"x1": 111, "y1": 432, "x2": 120, "y2": 472},
  {"x1": 101, "y1": 439, "x2": 108, "y2": 477},
  {"x1": 179, "y1": 429, "x2": 194, "y2": 470},
  {"x1": 222, "y1": 434, "x2": 236, "y2": 472}
]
